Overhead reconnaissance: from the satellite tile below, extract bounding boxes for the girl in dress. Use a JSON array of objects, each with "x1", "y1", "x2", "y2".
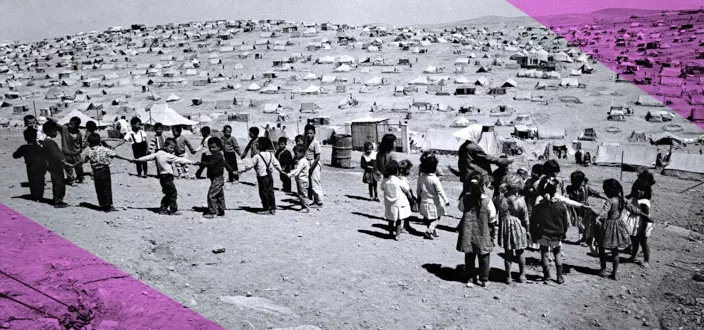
[
  {"x1": 626, "y1": 168, "x2": 655, "y2": 268},
  {"x1": 398, "y1": 159, "x2": 417, "y2": 233},
  {"x1": 457, "y1": 172, "x2": 497, "y2": 288},
  {"x1": 592, "y1": 179, "x2": 650, "y2": 280},
  {"x1": 381, "y1": 160, "x2": 412, "y2": 241},
  {"x1": 417, "y1": 153, "x2": 449, "y2": 240},
  {"x1": 360, "y1": 142, "x2": 378, "y2": 201},
  {"x1": 566, "y1": 171, "x2": 605, "y2": 245},
  {"x1": 498, "y1": 174, "x2": 530, "y2": 284}
]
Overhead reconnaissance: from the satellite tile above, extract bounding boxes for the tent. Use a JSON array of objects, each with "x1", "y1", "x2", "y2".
[
  {"x1": 422, "y1": 125, "x2": 500, "y2": 156},
  {"x1": 408, "y1": 76, "x2": 429, "y2": 85},
  {"x1": 607, "y1": 109, "x2": 625, "y2": 121},
  {"x1": 264, "y1": 103, "x2": 282, "y2": 113},
  {"x1": 636, "y1": 94, "x2": 663, "y2": 107},
  {"x1": 246, "y1": 83, "x2": 261, "y2": 91},
  {"x1": 514, "y1": 90, "x2": 532, "y2": 101},
  {"x1": 365, "y1": 77, "x2": 383, "y2": 86},
  {"x1": 474, "y1": 77, "x2": 490, "y2": 87},
  {"x1": 579, "y1": 128, "x2": 598, "y2": 141},
  {"x1": 560, "y1": 78, "x2": 579, "y2": 87},
  {"x1": 650, "y1": 132, "x2": 683, "y2": 146},
  {"x1": 489, "y1": 104, "x2": 515, "y2": 116},
  {"x1": 627, "y1": 131, "x2": 647, "y2": 142},
  {"x1": 321, "y1": 75, "x2": 337, "y2": 84},
  {"x1": 58, "y1": 109, "x2": 107, "y2": 128},
  {"x1": 166, "y1": 93, "x2": 180, "y2": 102},
  {"x1": 334, "y1": 64, "x2": 352, "y2": 72},
  {"x1": 454, "y1": 75, "x2": 469, "y2": 84},
  {"x1": 511, "y1": 114, "x2": 533, "y2": 125},
  {"x1": 302, "y1": 85, "x2": 321, "y2": 94},
  {"x1": 495, "y1": 118, "x2": 506, "y2": 126},
  {"x1": 300, "y1": 102, "x2": 318, "y2": 113},
  {"x1": 594, "y1": 145, "x2": 656, "y2": 169},
  {"x1": 537, "y1": 127, "x2": 566, "y2": 139},
  {"x1": 139, "y1": 103, "x2": 198, "y2": 127},
  {"x1": 645, "y1": 111, "x2": 675, "y2": 122},
  {"x1": 513, "y1": 139, "x2": 550, "y2": 161},
  {"x1": 423, "y1": 65, "x2": 437, "y2": 74},
  {"x1": 502, "y1": 78, "x2": 518, "y2": 88},
  {"x1": 663, "y1": 154, "x2": 704, "y2": 181}
]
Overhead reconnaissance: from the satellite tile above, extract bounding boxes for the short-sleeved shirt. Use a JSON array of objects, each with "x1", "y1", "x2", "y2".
[
  {"x1": 200, "y1": 136, "x2": 212, "y2": 156},
  {"x1": 118, "y1": 120, "x2": 129, "y2": 134},
  {"x1": 305, "y1": 139, "x2": 321, "y2": 161},
  {"x1": 85, "y1": 146, "x2": 116, "y2": 167},
  {"x1": 124, "y1": 130, "x2": 147, "y2": 144}
]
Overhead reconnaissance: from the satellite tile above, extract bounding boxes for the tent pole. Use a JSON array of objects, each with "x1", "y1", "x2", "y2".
[
  {"x1": 33, "y1": 100, "x2": 37, "y2": 118},
  {"x1": 620, "y1": 150, "x2": 624, "y2": 182}
]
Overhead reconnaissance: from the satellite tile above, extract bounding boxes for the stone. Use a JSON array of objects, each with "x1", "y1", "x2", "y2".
[
  {"x1": 272, "y1": 326, "x2": 321, "y2": 330},
  {"x1": 219, "y1": 295, "x2": 299, "y2": 318},
  {"x1": 212, "y1": 246, "x2": 226, "y2": 254}
]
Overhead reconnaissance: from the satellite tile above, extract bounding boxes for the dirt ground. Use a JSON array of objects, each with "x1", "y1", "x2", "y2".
[{"x1": 1, "y1": 129, "x2": 703, "y2": 330}]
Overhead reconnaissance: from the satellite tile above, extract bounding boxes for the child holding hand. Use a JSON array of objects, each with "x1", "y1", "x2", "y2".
[
  {"x1": 416, "y1": 153, "x2": 449, "y2": 240},
  {"x1": 360, "y1": 142, "x2": 378, "y2": 201},
  {"x1": 287, "y1": 145, "x2": 312, "y2": 213}
]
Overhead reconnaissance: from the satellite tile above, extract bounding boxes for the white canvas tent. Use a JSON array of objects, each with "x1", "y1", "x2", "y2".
[
  {"x1": 139, "y1": 103, "x2": 198, "y2": 127},
  {"x1": 594, "y1": 145, "x2": 656, "y2": 168},
  {"x1": 663, "y1": 154, "x2": 704, "y2": 181},
  {"x1": 58, "y1": 109, "x2": 108, "y2": 128}
]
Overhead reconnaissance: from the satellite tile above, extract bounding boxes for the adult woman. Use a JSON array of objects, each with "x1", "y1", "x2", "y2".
[
  {"x1": 448, "y1": 124, "x2": 512, "y2": 198},
  {"x1": 375, "y1": 134, "x2": 398, "y2": 179}
]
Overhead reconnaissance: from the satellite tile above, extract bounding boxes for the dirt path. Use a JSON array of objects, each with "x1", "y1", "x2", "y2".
[{"x1": 1, "y1": 131, "x2": 703, "y2": 329}]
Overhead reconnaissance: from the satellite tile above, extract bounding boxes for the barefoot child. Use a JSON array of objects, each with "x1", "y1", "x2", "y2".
[
  {"x1": 530, "y1": 177, "x2": 569, "y2": 284},
  {"x1": 171, "y1": 125, "x2": 197, "y2": 179},
  {"x1": 381, "y1": 160, "x2": 412, "y2": 240},
  {"x1": 13, "y1": 129, "x2": 47, "y2": 202},
  {"x1": 360, "y1": 142, "x2": 378, "y2": 201},
  {"x1": 134, "y1": 138, "x2": 197, "y2": 215},
  {"x1": 626, "y1": 168, "x2": 655, "y2": 268},
  {"x1": 417, "y1": 153, "x2": 449, "y2": 240},
  {"x1": 41, "y1": 121, "x2": 69, "y2": 208},
  {"x1": 196, "y1": 137, "x2": 233, "y2": 218},
  {"x1": 457, "y1": 172, "x2": 496, "y2": 288},
  {"x1": 71, "y1": 133, "x2": 132, "y2": 212},
  {"x1": 237, "y1": 137, "x2": 285, "y2": 215},
  {"x1": 286, "y1": 145, "x2": 312, "y2": 213},
  {"x1": 498, "y1": 174, "x2": 530, "y2": 284}
]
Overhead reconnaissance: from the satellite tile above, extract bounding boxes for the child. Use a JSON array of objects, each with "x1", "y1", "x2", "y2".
[
  {"x1": 171, "y1": 125, "x2": 197, "y2": 179},
  {"x1": 566, "y1": 171, "x2": 605, "y2": 244},
  {"x1": 360, "y1": 142, "x2": 378, "y2": 201},
  {"x1": 42, "y1": 121, "x2": 69, "y2": 208},
  {"x1": 23, "y1": 115, "x2": 46, "y2": 145},
  {"x1": 196, "y1": 137, "x2": 234, "y2": 218},
  {"x1": 276, "y1": 137, "x2": 294, "y2": 192},
  {"x1": 237, "y1": 137, "x2": 285, "y2": 215},
  {"x1": 294, "y1": 135, "x2": 305, "y2": 147},
  {"x1": 626, "y1": 168, "x2": 655, "y2": 268},
  {"x1": 241, "y1": 127, "x2": 260, "y2": 159},
  {"x1": 83, "y1": 121, "x2": 112, "y2": 150},
  {"x1": 522, "y1": 163, "x2": 542, "y2": 215},
  {"x1": 398, "y1": 159, "x2": 417, "y2": 233},
  {"x1": 304, "y1": 124, "x2": 324, "y2": 208},
  {"x1": 417, "y1": 153, "x2": 449, "y2": 240},
  {"x1": 115, "y1": 117, "x2": 149, "y2": 178},
  {"x1": 499, "y1": 174, "x2": 530, "y2": 284},
  {"x1": 221, "y1": 125, "x2": 241, "y2": 182},
  {"x1": 381, "y1": 160, "x2": 412, "y2": 241},
  {"x1": 149, "y1": 123, "x2": 166, "y2": 155},
  {"x1": 286, "y1": 145, "x2": 312, "y2": 213},
  {"x1": 13, "y1": 128, "x2": 47, "y2": 202},
  {"x1": 72, "y1": 133, "x2": 132, "y2": 212},
  {"x1": 530, "y1": 177, "x2": 569, "y2": 284},
  {"x1": 134, "y1": 138, "x2": 197, "y2": 215},
  {"x1": 193, "y1": 126, "x2": 213, "y2": 179},
  {"x1": 592, "y1": 178, "x2": 649, "y2": 280},
  {"x1": 58, "y1": 116, "x2": 85, "y2": 185},
  {"x1": 456, "y1": 172, "x2": 496, "y2": 288}
]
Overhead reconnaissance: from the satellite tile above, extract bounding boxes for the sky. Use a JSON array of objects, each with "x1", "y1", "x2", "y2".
[{"x1": 0, "y1": 0, "x2": 701, "y2": 42}]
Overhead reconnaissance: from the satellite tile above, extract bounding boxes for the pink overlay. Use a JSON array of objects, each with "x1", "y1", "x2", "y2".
[
  {"x1": 507, "y1": 0, "x2": 704, "y2": 129},
  {"x1": 0, "y1": 204, "x2": 223, "y2": 329}
]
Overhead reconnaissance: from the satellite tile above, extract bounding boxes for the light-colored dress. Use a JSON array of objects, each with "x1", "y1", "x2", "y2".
[
  {"x1": 417, "y1": 173, "x2": 449, "y2": 220},
  {"x1": 382, "y1": 176, "x2": 411, "y2": 221},
  {"x1": 624, "y1": 198, "x2": 653, "y2": 237}
]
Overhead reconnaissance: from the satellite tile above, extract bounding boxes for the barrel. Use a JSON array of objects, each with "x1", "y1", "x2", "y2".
[{"x1": 331, "y1": 134, "x2": 353, "y2": 168}]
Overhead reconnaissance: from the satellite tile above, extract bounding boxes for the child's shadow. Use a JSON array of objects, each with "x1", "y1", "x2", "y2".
[
  {"x1": 11, "y1": 195, "x2": 53, "y2": 205},
  {"x1": 127, "y1": 206, "x2": 166, "y2": 214},
  {"x1": 357, "y1": 229, "x2": 393, "y2": 240},
  {"x1": 78, "y1": 202, "x2": 103, "y2": 211},
  {"x1": 422, "y1": 264, "x2": 465, "y2": 283},
  {"x1": 345, "y1": 195, "x2": 372, "y2": 202},
  {"x1": 351, "y1": 211, "x2": 386, "y2": 221},
  {"x1": 238, "y1": 206, "x2": 264, "y2": 214},
  {"x1": 238, "y1": 181, "x2": 256, "y2": 187}
]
